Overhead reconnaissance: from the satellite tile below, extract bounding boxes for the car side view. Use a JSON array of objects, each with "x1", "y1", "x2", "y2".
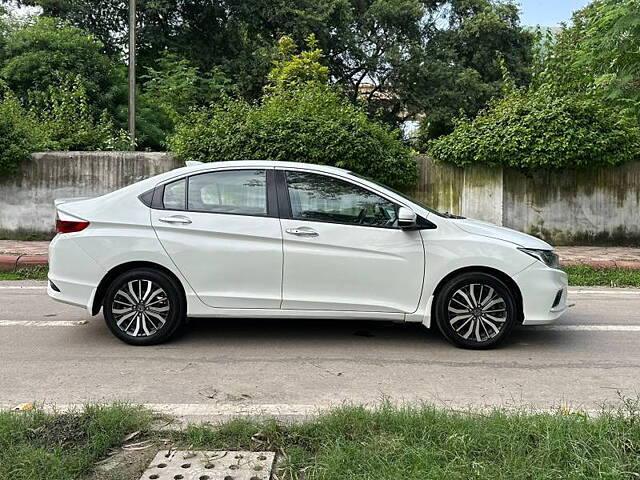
[{"x1": 48, "y1": 161, "x2": 568, "y2": 349}]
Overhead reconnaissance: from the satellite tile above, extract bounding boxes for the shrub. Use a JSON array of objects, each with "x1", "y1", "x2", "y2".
[
  {"x1": 168, "y1": 84, "x2": 417, "y2": 188},
  {"x1": 0, "y1": 89, "x2": 43, "y2": 176},
  {"x1": 428, "y1": 87, "x2": 640, "y2": 169}
]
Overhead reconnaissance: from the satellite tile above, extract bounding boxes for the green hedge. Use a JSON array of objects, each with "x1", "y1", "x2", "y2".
[
  {"x1": 429, "y1": 88, "x2": 640, "y2": 170},
  {"x1": 168, "y1": 84, "x2": 417, "y2": 189}
]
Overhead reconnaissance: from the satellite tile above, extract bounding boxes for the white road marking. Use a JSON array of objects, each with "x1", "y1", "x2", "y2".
[
  {"x1": 0, "y1": 320, "x2": 87, "y2": 327},
  {"x1": 569, "y1": 289, "x2": 640, "y2": 295},
  {"x1": 0, "y1": 286, "x2": 47, "y2": 290},
  {"x1": 0, "y1": 319, "x2": 639, "y2": 331},
  {"x1": 542, "y1": 325, "x2": 640, "y2": 332}
]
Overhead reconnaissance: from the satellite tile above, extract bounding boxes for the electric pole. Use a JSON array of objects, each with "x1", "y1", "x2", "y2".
[{"x1": 128, "y1": 0, "x2": 136, "y2": 151}]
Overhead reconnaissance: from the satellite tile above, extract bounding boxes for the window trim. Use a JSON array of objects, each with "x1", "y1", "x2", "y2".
[
  {"x1": 277, "y1": 168, "x2": 405, "y2": 230},
  {"x1": 152, "y1": 168, "x2": 278, "y2": 218}
]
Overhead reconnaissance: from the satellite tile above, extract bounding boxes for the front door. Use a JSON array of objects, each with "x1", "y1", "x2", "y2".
[
  {"x1": 151, "y1": 168, "x2": 283, "y2": 309},
  {"x1": 278, "y1": 169, "x2": 425, "y2": 313}
]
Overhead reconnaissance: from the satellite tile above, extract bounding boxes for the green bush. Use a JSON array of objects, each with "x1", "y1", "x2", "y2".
[
  {"x1": 428, "y1": 87, "x2": 640, "y2": 169},
  {"x1": 0, "y1": 90, "x2": 43, "y2": 175},
  {"x1": 168, "y1": 84, "x2": 417, "y2": 188}
]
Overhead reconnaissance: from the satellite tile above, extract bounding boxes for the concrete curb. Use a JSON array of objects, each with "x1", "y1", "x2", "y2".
[
  {"x1": 0, "y1": 254, "x2": 48, "y2": 272},
  {"x1": 1, "y1": 255, "x2": 639, "y2": 272},
  {"x1": 560, "y1": 260, "x2": 640, "y2": 270}
]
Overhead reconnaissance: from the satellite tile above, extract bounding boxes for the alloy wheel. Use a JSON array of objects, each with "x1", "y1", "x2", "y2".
[
  {"x1": 447, "y1": 283, "x2": 508, "y2": 343},
  {"x1": 111, "y1": 279, "x2": 170, "y2": 337}
]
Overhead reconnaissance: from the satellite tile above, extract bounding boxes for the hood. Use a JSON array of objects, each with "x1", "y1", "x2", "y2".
[{"x1": 452, "y1": 218, "x2": 553, "y2": 250}]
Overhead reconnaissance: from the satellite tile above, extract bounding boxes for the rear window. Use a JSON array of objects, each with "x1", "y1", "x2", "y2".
[{"x1": 163, "y1": 178, "x2": 186, "y2": 210}]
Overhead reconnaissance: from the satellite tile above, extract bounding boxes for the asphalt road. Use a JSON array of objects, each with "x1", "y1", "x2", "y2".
[{"x1": 1, "y1": 281, "x2": 639, "y2": 419}]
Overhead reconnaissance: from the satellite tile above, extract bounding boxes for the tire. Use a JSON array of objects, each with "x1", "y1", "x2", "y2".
[
  {"x1": 103, "y1": 268, "x2": 185, "y2": 346},
  {"x1": 434, "y1": 272, "x2": 517, "y2": 349}
]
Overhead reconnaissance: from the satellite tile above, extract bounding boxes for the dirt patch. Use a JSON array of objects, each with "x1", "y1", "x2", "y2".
[{"x1": 27, "y1": 413, "x2": 87, "y2": 450}]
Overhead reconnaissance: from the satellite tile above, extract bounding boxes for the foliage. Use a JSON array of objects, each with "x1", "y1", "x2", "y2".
[
  {"x1": 31, "y1": 75, "x2": 129, "y2": 151},
  {"x1": 536, "y1": 0, "x2": 640, "y2": 119},
  {"x1": 428, "y1": 86, "x2": 640, "y2": 169},
  {"x1": 169, "y1": 87, "x2": 417, "y2": 189},
  {"x1": 141, "y1": 51, "x2": 235, "y2": 123},
  {"x1": 8, "y1": 1, "x2": 535, "y2": 133},
  {"x1": 0, "y1": 17, "x2": 118, "y2": 111},
  {"x1": 266, "y1": 34, "x2": 329, "y2": 91},
  {"x1": 169, "y1": 36, "x2": 416, "y2": 188},
  {"x1": 0, "y1": 87, "x2": 43, "y2": 175}
]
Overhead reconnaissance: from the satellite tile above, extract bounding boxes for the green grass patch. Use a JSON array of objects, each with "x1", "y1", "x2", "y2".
[
  {"x1": 174, "y1": 401, "x2": 640, "y2": 480},
  {"x1": 563, "y1": 265, "x2": 640, "y2": 288},
  {"x1": 0, "y1": 404, "x2": 153, "y2": 480},
  {"x1": 2, "y1": 402, "x2": 640, "y2": 479},
  {"x1": 0, "y1": 266, "x2": 49, "y2": 281}
]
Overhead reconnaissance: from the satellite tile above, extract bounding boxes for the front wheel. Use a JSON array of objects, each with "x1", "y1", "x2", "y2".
[
  {"x1": 434, "y1": 272, "x2": 518, "y2": 349},
  {"x1": 103, "y1": 268, "x2": 185, "y2": 345}
]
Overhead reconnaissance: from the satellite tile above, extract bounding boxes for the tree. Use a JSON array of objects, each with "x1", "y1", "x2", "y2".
[
  {"x1": 141, "y1": 51, "x2": 235, "y2": 122},
  {"x1": 7, "y1": 0, "x2": 534, "y2": 132},
  {"x1": 0, "y1": 86, "x2": 43, "y2": 175},
  {"x1": 535, "y1": 0, "x2": 640, "y2": 119},
  {"x1": 0, "y1": 17, "x2": 119, "y2": 110},
  {"x1": 168, "y1": 38, "x2": 417, "y2": 189},
  {"x1": 428, "y1": 86, "x2": 640, "y2": 170}
]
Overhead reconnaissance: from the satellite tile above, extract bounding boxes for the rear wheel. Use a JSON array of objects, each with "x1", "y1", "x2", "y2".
[
  {"x1": 103, "y1": 268, "x2": 185, "y2": 345},
  {"x1": 434, "y1": 272, "x2": 517, "y2": 349}
]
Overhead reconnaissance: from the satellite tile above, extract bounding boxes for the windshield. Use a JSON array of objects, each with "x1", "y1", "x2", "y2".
[{"x1": 348, "y1": 172, "x2": 465, "y2": 219}]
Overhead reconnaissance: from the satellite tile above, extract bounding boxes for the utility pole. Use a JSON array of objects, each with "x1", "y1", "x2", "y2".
[{"x1": 128, "y1": 0, "x2": 136, "y2": 151}]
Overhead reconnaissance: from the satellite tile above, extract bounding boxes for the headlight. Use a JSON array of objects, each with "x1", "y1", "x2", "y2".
[{"x1": 517, "y1": 248, "x2": 560, "y2": 269}]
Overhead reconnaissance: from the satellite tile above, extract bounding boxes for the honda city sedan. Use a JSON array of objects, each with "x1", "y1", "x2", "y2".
[{"x1": 48, "y1": 161, "x2": 568, "y2": 348}]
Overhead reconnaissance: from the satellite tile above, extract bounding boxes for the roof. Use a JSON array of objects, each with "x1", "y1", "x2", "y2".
[{"x1": 180, "y1": 160, "x2": 352, "y2": 176}]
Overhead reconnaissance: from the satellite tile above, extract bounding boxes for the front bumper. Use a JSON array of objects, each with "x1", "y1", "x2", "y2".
[{"x1": 513, "y1": 262, "x2": 568, "y2": 325}]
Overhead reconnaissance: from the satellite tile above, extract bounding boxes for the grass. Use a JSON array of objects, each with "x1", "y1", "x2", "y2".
[
  {"x1": 1, "y1": 401, "x2": 639, "y2": 479},
  {"x1": 0, "y1": 404, "x2": 153, "y2": 480},
  {"x1": 0, "y1": 266, "x2": 49, "y2": 281},
  {"x1": 1, "y1": 264, "x2": 640, "y2": 289},
  {"x1": 563, "y1": 265, "x2": 640, "y2": 288},
  {"x1": 175, "y1": 401, "x2": 640, "y2": 480}
]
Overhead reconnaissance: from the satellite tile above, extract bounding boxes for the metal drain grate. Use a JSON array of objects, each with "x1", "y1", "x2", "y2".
[{"x1": 139, "y1": 450, "x2": 276, "y2": 480}]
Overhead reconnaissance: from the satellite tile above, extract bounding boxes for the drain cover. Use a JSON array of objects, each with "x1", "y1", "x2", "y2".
[{"x1": 139, "y1": 450, "x2": 275, "y2": 480}]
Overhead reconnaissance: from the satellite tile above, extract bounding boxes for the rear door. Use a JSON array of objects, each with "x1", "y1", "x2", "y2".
[
  {"x1": 151, "y1": 168, "x2": 283, "y2": 309},
  {"x1": 277, "y1": 169, "x2": 425, "y2": 313}
]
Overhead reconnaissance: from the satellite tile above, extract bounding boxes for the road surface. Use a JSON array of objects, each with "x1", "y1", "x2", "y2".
[{"x1": 1, "y1": 281, "x2": 639, "y2": 420}]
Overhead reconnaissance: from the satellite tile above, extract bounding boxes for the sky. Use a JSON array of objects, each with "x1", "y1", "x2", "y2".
[{"x1": 518, "y1": 0, "x2": 592, "y2": 26}]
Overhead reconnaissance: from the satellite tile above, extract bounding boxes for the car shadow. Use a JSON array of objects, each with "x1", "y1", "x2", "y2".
[{"x1": 160, "y1": 316, "x2": 570, "y2": 351}]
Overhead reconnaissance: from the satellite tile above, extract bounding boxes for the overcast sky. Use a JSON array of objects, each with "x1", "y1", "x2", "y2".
[{"x1": 518, "y1": 0, "x2": 591, "y2": 26}]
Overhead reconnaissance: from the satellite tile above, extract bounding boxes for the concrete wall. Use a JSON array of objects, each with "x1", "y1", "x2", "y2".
[
  {"x1": 0, "y1": 152, "x2": 181, "y2": 236},
  {"x1": 0, "y1": 152, "x2": 638, "y2": 245},
  {"x1": 409, "y1": 156, "x2": 640, "y2": 246}
]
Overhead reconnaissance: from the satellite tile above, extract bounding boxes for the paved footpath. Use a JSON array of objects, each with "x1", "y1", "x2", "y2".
[
  {"x1": 1, "y1": 281, "x2": 639, "y2": 422},
  {"x1": 1, "y1": 240, "x2": 640, "y2": 271}
]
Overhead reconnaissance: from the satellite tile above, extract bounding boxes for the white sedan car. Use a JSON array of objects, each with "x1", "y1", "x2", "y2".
[{"x1": 48, "y1": 160, "x2": 567, "y2": 348}]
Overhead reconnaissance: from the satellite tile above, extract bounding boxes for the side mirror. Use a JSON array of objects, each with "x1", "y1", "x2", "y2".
[{"x1": 397, "y1": 206, "x2": 417, "y2": 230}]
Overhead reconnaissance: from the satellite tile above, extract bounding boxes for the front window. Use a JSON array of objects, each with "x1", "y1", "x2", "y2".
[
  {"x1": 285, "y1": 171, "x2": 398, "y2": 228},
  {"x1": 348, "y1": 172, "x2": 464, "y2": 219}
]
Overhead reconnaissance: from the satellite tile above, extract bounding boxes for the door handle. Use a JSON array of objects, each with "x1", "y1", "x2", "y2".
[
  {"x1": 159, "y1": 215, "x2": 192, "y2": 225},
  {"x1": 285, "y1": 227, "x2": 319, "y2": 237}
]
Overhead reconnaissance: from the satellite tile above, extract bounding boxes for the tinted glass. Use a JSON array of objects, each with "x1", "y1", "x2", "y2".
[
  {"x1": 163, "y1": 179, "x2": 186, "y2": 210},
  {"x1": 286, "y1": 171, "x2": 398, "y2": 227},
  {"x1": 188, "y1": 170, "x2": 267, "y2": 215}
]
